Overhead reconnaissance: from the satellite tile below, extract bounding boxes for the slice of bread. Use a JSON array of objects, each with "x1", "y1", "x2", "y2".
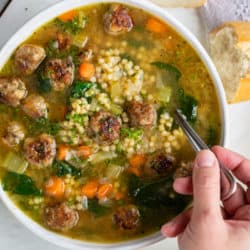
[
  {"x1": 209, "y1": 22, "x2": 250, "y2": 103},
  {"x1": 150, "y1": 0, "x2": 207, "y2": 8}
]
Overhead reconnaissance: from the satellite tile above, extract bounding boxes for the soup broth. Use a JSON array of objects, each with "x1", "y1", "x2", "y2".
[{"x1": 0, "y1": 3, "x2": 221, "y2": 243}]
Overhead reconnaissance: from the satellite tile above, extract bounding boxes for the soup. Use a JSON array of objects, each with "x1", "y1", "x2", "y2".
[{"x1": 0, "y1": 3, "x2": 221, "y2": 243}]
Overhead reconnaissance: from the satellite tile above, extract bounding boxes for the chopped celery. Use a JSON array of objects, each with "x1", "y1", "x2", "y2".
[
  {"x1": 154, "y1": 87, "x2": 172, "y2": 103},
  {"x1": 105, "y1": 165, "x2": 124, "y2": 180},
  {"x1": 110, "y1": 103, "x2": 122, "y2": 115},
  {"x1": 1, "y1": 152, "x2": 28, "y2": 174},
  {"x1": 91, "y1": 151, "x2": 117, "y2": 164},
  {"x1": 110, "y1": 83, "x2": 123, "y2": 99},
  {"x1": 151, "y1": 61, "x2": 181, "y2": 84},
  {"x1": 73, "y1": 33, "x2": 88, "y2": 48}
]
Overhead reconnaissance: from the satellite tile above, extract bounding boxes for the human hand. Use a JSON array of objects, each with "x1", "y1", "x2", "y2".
[{"x1": 161, "y1": 147, "x2": 250, "y2": 250}]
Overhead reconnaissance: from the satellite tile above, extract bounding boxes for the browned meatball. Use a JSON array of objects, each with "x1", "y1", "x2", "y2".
[
  {"x1": 45, "y1": 58, "x2": 74, "y2": 91},
  {"x1": 22, "y1": 94, "x2": 48, "y2": 119},
  {"x1": 24, "y1": 134, "x2": 56, "y2": 168},
  {"x1": 113, "y1": 205, "x2": 140, "y2": 230},
  {"x1": 104, "y1": 5, "x2": 133, "y2": 35},
  {"x1": 0, "y1": 77, "x2": 27, "y2": 107},
  {"x1": 126, "y1": 101, "x2": 156, "y2": 128},
  {"x1": 89, "y1": 111, "x2": 120, "y2": 144},
  {"x1": 144, "y1": 152, "x2": 175, "y2": 177},
  {"x1": 2, "y1": 122, "x2": 25, "y2": 147},
  {"x1": 15, "y1": 44, "x2": 46, "y2": 75},
  {"x1": 174, "y1": 161, "x2": 193, "y2": 179},
  {"x1": 44, "y1": 203, "x2": 79, "y2": 231}
]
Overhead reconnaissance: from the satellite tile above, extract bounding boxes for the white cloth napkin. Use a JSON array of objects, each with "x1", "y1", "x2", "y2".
[{"x1": 200, "y1": 0, "x2": 250, "y2": 32}]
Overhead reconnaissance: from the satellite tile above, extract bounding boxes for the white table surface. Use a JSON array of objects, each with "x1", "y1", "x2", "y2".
[{"x1": 0, "y1": 1, "x2": 250, "y2": 250}]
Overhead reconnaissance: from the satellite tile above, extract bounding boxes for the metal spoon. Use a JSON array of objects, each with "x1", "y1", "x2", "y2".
[
  {"x1": 0, "y1": 0, "x2": 12, "y2": 17},
  {"x1": 175, "y1": 109, "x2": 237, "y2": 201}
]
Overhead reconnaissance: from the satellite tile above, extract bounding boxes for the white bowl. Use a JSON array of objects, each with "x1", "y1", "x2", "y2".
[{"x1": 0, "y1": 0, "x2": 228, "y2": 249}]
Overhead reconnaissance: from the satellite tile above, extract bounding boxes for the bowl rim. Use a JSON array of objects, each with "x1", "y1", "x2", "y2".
[{"x1": 0, "y1": 0, "x2": 229, "y2": 249}]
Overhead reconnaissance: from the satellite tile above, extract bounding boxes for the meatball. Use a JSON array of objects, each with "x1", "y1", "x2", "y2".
[
  {"x1": 24, "y1": 134, "x2": 56, "y2": 168},
  {"x1": 113, "y1": 205, "x2": 140, "y2": 230},
  {"x1": 2, "y1": 122, "x2": 25, "y2": 147},
  {"x1": 0, "y1": 77, "x2": 27, "y2": 107},
  {"x1": 144, "y1": 152, "x2": 175, "y2": 177},
  {"x1": 15, "y1": 44, "x2": 46, "y2": 75},
  {"x1": 104, "y1": 5, "x2": 133, "y2": 35},
  {"x1": 126, "y1": 101, "x2": 156, "y2": 128},
  {"x1": 89, "y1": 111, "x2": 120, "y2": 144},
  {"x1": 174, "y1": 161, "x2": 193, "y2": 179},
  {"x1": 44, "y1": 203, "x2": 79, "y2": 231},
  {"x1": 45, "y1": 58, "x2": 75, "y2": 91},
  {"x1": 22, "y1": 94, "x2": 48, "y2": 119}
]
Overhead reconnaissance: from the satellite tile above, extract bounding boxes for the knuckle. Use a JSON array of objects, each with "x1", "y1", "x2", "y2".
[{"x1": 199, "y1": 208, "x2": 218, "y2": 220}]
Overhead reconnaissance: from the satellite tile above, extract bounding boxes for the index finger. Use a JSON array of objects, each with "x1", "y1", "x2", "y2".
[{"x1": 212, "y1": 146, "x2": 250, "y2": 184}]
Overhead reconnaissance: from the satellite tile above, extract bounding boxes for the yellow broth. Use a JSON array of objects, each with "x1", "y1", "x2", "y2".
[{"x1": 0, "y1": 3, "x2": 221, "y2": 243}]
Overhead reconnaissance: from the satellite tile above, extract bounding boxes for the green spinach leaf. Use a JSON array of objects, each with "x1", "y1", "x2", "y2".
[
  {"x1": 52, "y1": 160, "x2": 82, "y2": 178},
  {"x1": 28, "y1": 117, "x2": 60, "y2": 136},
  {"x1": 38, "y1": 76, "x2": 52, "y2": 93},
  {"x1": 207, "y1": 126, "x2": 217, "y2": 147},
  {"x1": 71, "y1": 81, "x2": 95, "y2": 99},
  {"x1": 88, "y1": 199, "x2": 110, "y2": 217},
  {"x1": 128, "y1": 175, "x2": 174, "y2": 207},
  {"x1": 178, "y1": 92, "x2": 198, "y2": 123},
  {"x1": 3, "y1": 172, "x2": 41, "y2": 196}
]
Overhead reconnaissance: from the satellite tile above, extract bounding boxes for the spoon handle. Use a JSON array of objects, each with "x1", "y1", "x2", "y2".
[{"x1": 175, "y1": 109, "x2": 237, "y2": 201}]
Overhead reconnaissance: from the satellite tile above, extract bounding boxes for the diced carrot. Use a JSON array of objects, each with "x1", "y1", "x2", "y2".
[
  {"x1": 76, "y1": 145, "x2": 92, "y2": 159},
  {"x1": 97, "y1": 184, "x2": 113, "y2": 200},
  {"x1": 79, "y1": 62, "x2": 95, "y2": 80},
  {"x1": 146, "y1": 18, "x2": 167, "y2": 33},
  {"x1": 58, "y1": 10, "x2": 77, "y2": 22},
  {"x1": 127, "y1": 154, "x2": 146, "y2": 177},
  {"x1": 127, "y1": 166, "x2": 141, "y2": 177},
  {"x1": 129, "y1": 154, "x2": 146, "y2": 169},
  {"x1": 57, "y1": 144, "x2": 70, "y2": 161},
  {"x1": 114, "y1": 191, "x2": 125, "y2": 201},
  {"x1": 81, "y1": 180, "x2": 99, "y2": 198},
  {"x1": 44, "y1": 176, "x2": 65, "y2": 198}
]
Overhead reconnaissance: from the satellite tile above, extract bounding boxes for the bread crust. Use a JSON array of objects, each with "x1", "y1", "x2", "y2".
[
  {"x1": 210, "y1": 22, "x2": 250, "y2": 43},
  {"x1": 233, "y1": 77, "x2": 250, "y2": 103},
  {"x1": 210, "y1": 22, "x2": 250, "y2": 103}
]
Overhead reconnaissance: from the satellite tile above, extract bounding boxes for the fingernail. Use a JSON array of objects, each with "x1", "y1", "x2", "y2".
[
  {"x1": 196, "y1": 150, "x2": 215, "y2": 168},
  {"x1": 161, "y1": 221, "x2": 175, "y2": 237},
  {"x1": 161, "y1": 224, "x2": 170, "y2": 237}
]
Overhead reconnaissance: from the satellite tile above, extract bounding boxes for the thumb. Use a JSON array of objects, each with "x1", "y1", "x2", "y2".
[{"x1": 192, "y1": 150, "x2": 222, "y2": 223}]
